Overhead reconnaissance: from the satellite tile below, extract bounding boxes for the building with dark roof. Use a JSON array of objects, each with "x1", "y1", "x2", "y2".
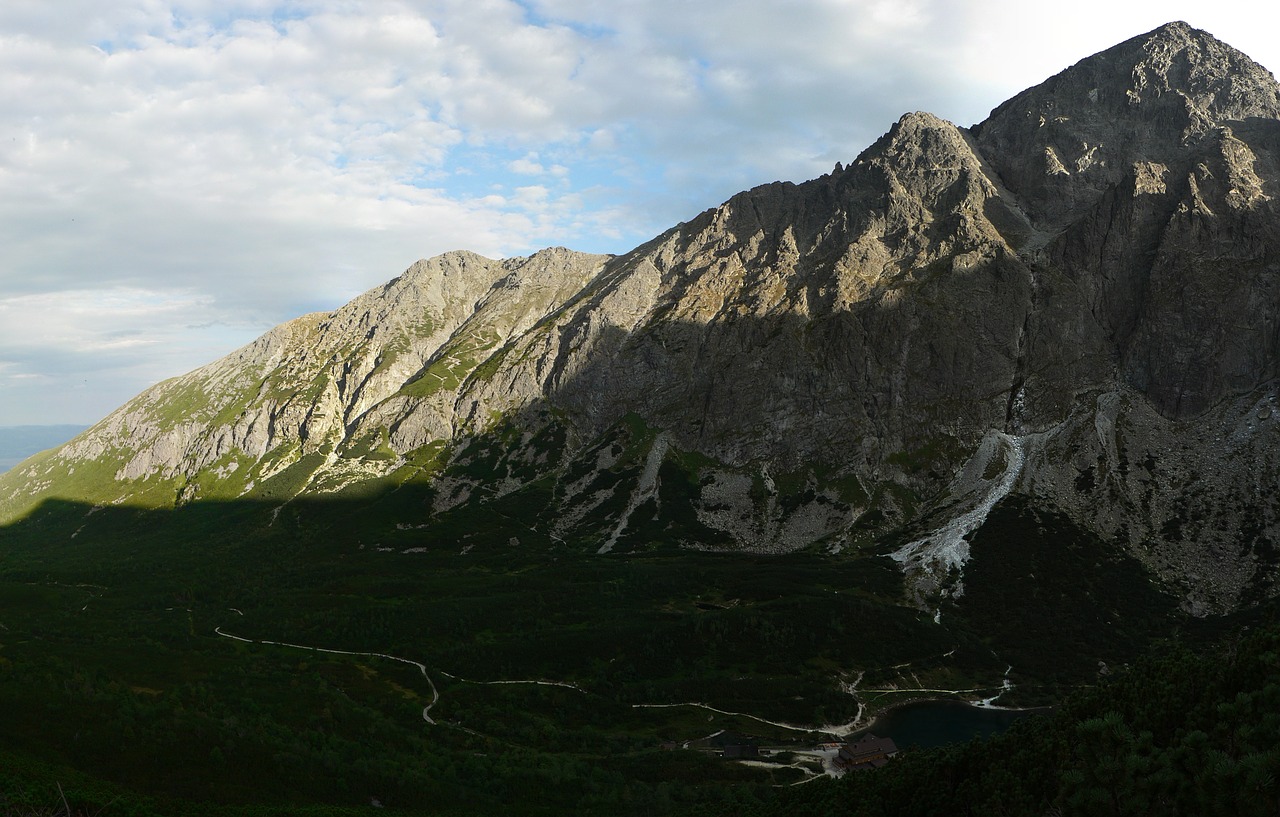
[{"x1": 835, "y1": 734, "x2": 898, "y2": 771}]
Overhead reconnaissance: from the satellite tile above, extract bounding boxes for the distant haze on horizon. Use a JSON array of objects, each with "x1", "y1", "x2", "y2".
[
  {"x1": 0, "y1": 424, "x2": 88, "y2": 472},
  {"x1": 0, "y1": 1, "x2": 1275, "y2": 426}
]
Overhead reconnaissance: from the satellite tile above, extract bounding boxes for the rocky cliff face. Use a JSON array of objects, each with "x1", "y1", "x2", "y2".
[{"x1": 4, "y1": 22, "x2": 1279, "y2": 615}]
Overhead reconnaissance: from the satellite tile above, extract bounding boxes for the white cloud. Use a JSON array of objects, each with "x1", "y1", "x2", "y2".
[
  {"x1": 0, "y1": 288, "x2": 210, "y2": 339},
  {"x1": 0, "y1": 286, "x2": 257, "y2": 423},
  {"x1": 0, "y1": 0, "x2": 1276, "y2": 425},
  {"x1": 509, "y1": 153, "x2": 546, "y2": 175}
]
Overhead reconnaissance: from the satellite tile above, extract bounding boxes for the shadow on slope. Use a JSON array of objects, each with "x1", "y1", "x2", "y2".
[
  {"x1": 0, "y1": 485, "x2": 959, "y2": 811},
  {"x1": 0, "y1": 420, "x2": 1258, "y2": 811}
]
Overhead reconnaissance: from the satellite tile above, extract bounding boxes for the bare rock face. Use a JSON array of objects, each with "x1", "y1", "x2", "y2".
[
  {"x1": 5, "y1": 22, "x2": 1280, "y2": 614},
  {"x1": 473, "y1": 109, "x2": 1039, "y2": 471},
  {"x1": 974, "y1": 21, "x2": 1280, "y2": 420},
  {"x1": 975, "y1": 21, "x2": 1280, "y2": 228},
  {"x1": 1, "y1": 249, "x2": 607, "y2": 507}
]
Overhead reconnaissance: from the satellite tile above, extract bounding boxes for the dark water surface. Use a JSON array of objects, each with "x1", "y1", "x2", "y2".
[
  {"x1": 0, "y1": 425, "x2": 87, "y2": 474},
  {"x1": 856, "y1": 700, "x2": 1046, "y2": 749}
]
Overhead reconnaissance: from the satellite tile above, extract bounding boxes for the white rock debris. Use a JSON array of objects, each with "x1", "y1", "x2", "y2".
[
  {"x1": 891, "y1": 431, "x2": 1025, "y2": 587},
  {"x1": 598, "y1": 433, "x2": 668, "y2": 554}
]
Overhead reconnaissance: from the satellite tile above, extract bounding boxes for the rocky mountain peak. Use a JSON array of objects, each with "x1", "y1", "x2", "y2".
[
  {"x1": 5, "y1": 24, "x2": 1280, "y2": 615},
  {"x1": 973, "y1": 21, "x2": 1280, "y2": 227},
  {"x1": 864, "y1": 111, "x2": 993, "y2": 200}
]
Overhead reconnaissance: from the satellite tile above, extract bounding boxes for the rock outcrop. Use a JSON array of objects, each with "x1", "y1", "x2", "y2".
[{"x1": 4, "y1": 22, "x2": 1280, "y2": 614}]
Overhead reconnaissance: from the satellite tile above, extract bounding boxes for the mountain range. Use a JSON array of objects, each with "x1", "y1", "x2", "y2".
[
  {"x1": 5, "y1": 21, "x2": 1280, "y2": 622},
  {"x1": 7, "y1": 19, "x2": 1280, "y2": 619},
  {"x1": 7, "y1": 19, "x2": 1280, "y2": 815}
]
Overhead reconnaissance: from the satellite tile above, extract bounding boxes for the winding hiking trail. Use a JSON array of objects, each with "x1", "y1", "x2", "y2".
[
  {"x1": 215, "y1": 621, "x2": 1009, "y2": 746},
  {"x1": 214, "y1": 622, "x2": 590, "y2": 730},
  {"x1": 631, "y1": 701, "x2": 869, "y2": 738},
  {"x1": 214, "y1": 627, "x2": 440, "y2": 724},
  {"x1": 216, "y1": 623, "x2": 862, "y2": 740},
  {"x1": 437, "y1": 669, "x2": 587, "y2": 693}
]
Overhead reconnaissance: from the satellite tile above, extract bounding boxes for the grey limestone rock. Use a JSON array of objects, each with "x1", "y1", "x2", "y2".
[{"x1": 5, "y1": 22, "x2": 1280, "y2": 613}]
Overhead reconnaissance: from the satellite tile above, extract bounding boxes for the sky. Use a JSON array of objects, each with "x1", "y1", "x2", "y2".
[{"x1": 0, "y1": 1, "x2": 1277, "y2": 426}]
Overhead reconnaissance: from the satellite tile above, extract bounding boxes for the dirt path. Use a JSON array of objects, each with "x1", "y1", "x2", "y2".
[
  {"x1": 215, "y1": 627, "x2": 440, "y2": 724},
  {"x1": 438, "y1": 669, "x2": 586, "y2": 693},
  {"x1": 631, "y1": 702, "x2": 846, "y2": 736}
]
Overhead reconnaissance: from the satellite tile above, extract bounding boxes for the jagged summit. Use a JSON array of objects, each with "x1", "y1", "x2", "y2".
[
  {"x1": 980, "y1": 20, "x2": 1280, "y2": 133},
  {"x1": 973, "y1": 21, "x2": 1280, "y2": 226},
  {"x1": 5, "y1": 24, "x2": 1280, "y2": 614}
]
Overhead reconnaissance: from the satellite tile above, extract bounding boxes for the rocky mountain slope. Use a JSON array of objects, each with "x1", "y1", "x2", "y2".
[{"x1": 4, "y1": 21, "x2": 1279, "y2": 616}]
